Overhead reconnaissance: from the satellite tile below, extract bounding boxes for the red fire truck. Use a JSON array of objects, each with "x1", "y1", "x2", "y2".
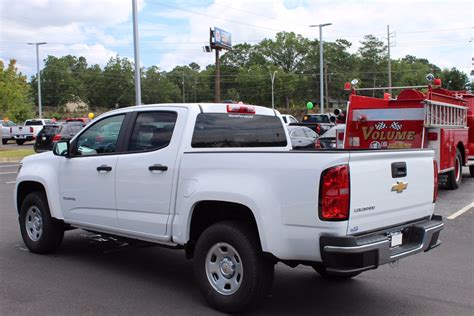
[{"x1": 342, "y1": 79, "x2": 474, "y2": 190}]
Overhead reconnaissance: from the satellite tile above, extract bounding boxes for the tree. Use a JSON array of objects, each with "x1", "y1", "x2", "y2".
[
  {"x1": 99, "y1": 56, "x2": 135, "y2": 108},
  {"x1": 357, "y1": 35, "x2": 388, "y2": 95},
  {"x1": 142, "y1": 66, "x2": 181, "y2": 104},
  {"x1": 439, "y1": 68, "x2": 469, "y2": 90},
  {"x1": 31, "y1": 55, "x2": 89, "y2": 108},
  {"x1": 0, "y1": 59, "x2": 35, "y2": 122}
]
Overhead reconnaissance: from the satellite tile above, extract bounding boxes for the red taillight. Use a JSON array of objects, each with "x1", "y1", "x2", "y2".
[
  {"x1": 319, "y1": 165, "x2": 350, "y2": 221},
  {"x1": 427, "y1": 132, "x2": 438, "y2": 141},
  {"x1": 52, "y1": 134, "x2": 61, "y2": 142},
  {"x1": 315, "y1": 125, "x2": 321, "y2": 134},
  {"x1": 337, "y1": 131, "x2": 344, "y2": 141},
  {"x1": 226, "y1": 104, "x2": 255, "y2": 114},
  {"x1": 30, "y1": 126, "x2": 34, "y2": 133},
  {"x1": 433, "y1": 160, "x2": 438, "y2": 203}
]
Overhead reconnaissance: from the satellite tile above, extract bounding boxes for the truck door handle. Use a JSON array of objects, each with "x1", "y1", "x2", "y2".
[
  {"x1": 391, "y1": 162, "x2": 407, "y2": 178},
  {"x1": 97, "y1": 165, "x2": 112, "y2": 172},
  {"x1": 148, "y1": 164, "x2": 168, "y2": 172}
]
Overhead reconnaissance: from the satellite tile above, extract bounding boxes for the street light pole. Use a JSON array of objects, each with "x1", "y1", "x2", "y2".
[
  {"x1": 28, "y1": 42, "x2": 47, "y2": 119},
  {"x1": 309, "y1": 23, "x2": 331, "y2": 114},
  {"x1": 270, "y1": 71, "x2": 277, "y2": 109},
  {"x1": 132, "y1": 0, "x2": 141, "y2": 105}
]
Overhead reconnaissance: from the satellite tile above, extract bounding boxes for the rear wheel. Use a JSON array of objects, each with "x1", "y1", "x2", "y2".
[
  {"x1": 446, "y1": 149, "x2": 462, "y2": 190},
  {"x1": 469, "y1": 165, "x2": 474, "y2": 177},
  {"x1": 193, "y1": 221, "x2": 274, "y2": 313},
  {"x1": 2, "y1": 139, "x2": 7, "y2": 145},
  {"x1": 19, "y1": 192, "x2": 64, "y2": 254},
  {"x1": 312, "y1": 264, "x2": 361, "y2": 280},
  {"x1": 16, "y1": 140, "x2": 25, "y2": 145}
]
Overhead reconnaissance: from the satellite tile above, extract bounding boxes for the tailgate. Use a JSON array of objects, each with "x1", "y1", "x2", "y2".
[{"x1": 347, "y1": 150, "x2": 435, "y2": 235}]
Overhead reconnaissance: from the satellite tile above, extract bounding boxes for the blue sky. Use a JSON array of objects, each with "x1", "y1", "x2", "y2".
[{"x1": 1, "y1": 0, "x2": 472, "y2": 79}]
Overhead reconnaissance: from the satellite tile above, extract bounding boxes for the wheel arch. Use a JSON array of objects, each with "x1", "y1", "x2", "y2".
[
  {"x1": 185, "y1": 200, "x2": 262, "y2": 258},
  {"x1": 456, "y1": 142, "x2": 466, "y2": 165},
  {"x1": 16, "y1": 181, "x2": 47, "y2": 214}
]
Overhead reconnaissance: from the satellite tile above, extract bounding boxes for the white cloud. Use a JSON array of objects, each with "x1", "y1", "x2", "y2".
[
  {"x1": 153, "y1": 0, "x2": 472, "y2": 74},
  {"x1": 0, "y1": 0, "x2": 471, "y2": 78}
]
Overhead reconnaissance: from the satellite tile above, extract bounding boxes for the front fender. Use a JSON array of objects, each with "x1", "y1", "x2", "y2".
[{"x1": 15, "y1": 153, "x2": 63, "y2": 219}]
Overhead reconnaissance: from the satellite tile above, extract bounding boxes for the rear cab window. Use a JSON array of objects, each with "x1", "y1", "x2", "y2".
[
  {"x1": 25, "y1": 120, "x2": 44, "y2": 126},
  {"x1": 191, "y1": 113, "x2": 287, "y2": 148},
  {"x1": 302, "y1": 115, "x2": 329, "y2": 123}
]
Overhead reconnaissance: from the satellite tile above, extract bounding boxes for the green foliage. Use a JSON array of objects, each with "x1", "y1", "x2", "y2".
[
  {"x1": 0, "y1": 60, "x2": 35, "y2": 122},
  {"x1": 439, "y1": 68, "x2": 469, "y2": 90},
  {"x1": 22, "y1": 33, "x2": 469, "y2": 112},
  {"x1": 142, "y1": 66, "x2": 181, "y2": 104},
  {"x1": 99, "y1": 56, "x2": 135, "y2": 107}
]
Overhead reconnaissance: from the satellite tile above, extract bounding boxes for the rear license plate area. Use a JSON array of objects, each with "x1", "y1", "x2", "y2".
[{"x1": 390, "y1": 231, "x2": 403, "y2": 247}]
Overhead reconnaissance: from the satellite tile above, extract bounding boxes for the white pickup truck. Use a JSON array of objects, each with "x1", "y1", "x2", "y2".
[
  {"x1": 11, "y1": 118, "x2": 55, "y2": 145},
  {"x1": 15, "y1": 103, "x2": 443, "y2": 312}
]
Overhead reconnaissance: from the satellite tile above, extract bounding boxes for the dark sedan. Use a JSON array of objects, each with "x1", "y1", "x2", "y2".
[
  {"x1": 34, "y1": 122, "x2": 85, "y2": 152},
  {"x1": 287, "y1": 125, "x2": 318, "y2": 150}
]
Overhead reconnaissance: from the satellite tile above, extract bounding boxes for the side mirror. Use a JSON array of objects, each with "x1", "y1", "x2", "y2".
[{"x1": 53, "y1": 141, "x2": 70, "y2": 157}]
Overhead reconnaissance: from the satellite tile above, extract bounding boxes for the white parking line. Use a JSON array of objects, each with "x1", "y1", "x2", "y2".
[
  {"x1": 447, "y1": 202, "x2": 474, "y2": 220},
  {"x1": 6, "y1": 181, "x2": 16, "y2": 184},
  {"x1": 0, "y1": 171, "x2": 17, "y2": 175},
  {"x1": 0, "y1": 164, "x2": 20, "y2": 168}
]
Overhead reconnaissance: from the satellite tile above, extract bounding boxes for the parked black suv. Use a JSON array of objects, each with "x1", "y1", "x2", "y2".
[{"x1": 34, "y1": 122, "x2": 85, "y2": 152}]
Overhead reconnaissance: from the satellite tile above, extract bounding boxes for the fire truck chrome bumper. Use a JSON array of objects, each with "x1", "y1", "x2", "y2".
[{"x1": 319, "y1": 215, "x2": 444, "y2": 274}]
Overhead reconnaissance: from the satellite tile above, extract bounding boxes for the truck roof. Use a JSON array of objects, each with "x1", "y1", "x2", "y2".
[{"x1": 106, "y1": 103, "x2": 277, "y2": 117}]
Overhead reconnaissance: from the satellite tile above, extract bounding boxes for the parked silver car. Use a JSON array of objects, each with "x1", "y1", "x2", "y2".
[{"x1": 2, "y1": 120, "x2": 17, "y2": 144}]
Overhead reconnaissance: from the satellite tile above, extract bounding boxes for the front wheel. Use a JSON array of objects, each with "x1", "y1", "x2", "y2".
[
  {"x1": 19, "y1": 192, "x2": 64, "y2": 254},
  {"x1": 446, "y1": 149, "x2": 462, "y2": 190},
  {"x1": 193, "y1": 221, "x2": 274, "y2": 313},
  {"x1": 312, "y1": 265, "x2": 361, "y2": 280}
]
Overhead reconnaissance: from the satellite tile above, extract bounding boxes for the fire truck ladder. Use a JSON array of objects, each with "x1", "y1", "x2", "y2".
[{"x1": 424, "y1": 100, "x2": 467, "y2": 128}]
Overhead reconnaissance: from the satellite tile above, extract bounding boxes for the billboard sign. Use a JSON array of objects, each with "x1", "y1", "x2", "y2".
[{"x1": 214, "y1": 27, "x2": 232, "y2": 50}]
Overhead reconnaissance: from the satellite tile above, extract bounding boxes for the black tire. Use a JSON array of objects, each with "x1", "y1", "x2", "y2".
[
  {"x1": 446, "y1": 149, "x2": 462, "y2": 190},
  {"x1": 312, "y1": 264, "x2": 361, "y2": 280},
  {"x1": 193, "y1": 221, "x2": 274, "y2": 313},
  {"x1": 2, "y1": 139, "x2": 7, "y2": 145},
  {"x1": 469, "y1": 165, "x2": 474, "y2": 177},
  {"x1": 16, "y1": 140, "x2": 25, "y2": 145},
  {"x1": 19, "y1": 192, "x2": 64, "y2": 254}
]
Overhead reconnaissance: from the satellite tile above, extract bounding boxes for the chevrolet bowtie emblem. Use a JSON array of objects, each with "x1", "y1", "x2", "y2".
[{"x1": 392, "y1": 181, "x2": 408, "y2": 193}]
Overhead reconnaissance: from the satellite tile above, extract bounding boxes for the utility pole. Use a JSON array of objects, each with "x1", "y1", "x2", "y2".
[
  {"x1": 204, "y1": 27, "x2": 231, "y2": 103},
  {"x1": 270, "y1": 71, "x2": 277, "y2": 109},
  {"x1": 324, "y1": 63, "x2": 329, "y2": 111},
  {"x1": 215, "y1": 48, "x2": 220, "y2": 103},
  {"x1": 386, "y1": 25, "x2": 396, "y2": 96},
  {"x1": 309, "y1": 23, "x2": 332, "y2": 114},
  {"x1": 27, "y1": 42, "x2": 47, "y2": 119},
  {"x1": 132, "y1": 0, "x2": 141, "y2": 105},
  {"x1": 182, "y1": 73, "x2": 185, "y2": 103}
]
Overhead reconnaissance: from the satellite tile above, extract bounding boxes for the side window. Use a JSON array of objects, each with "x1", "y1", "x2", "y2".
[
  {"x1": 128, "y1": 111, "x2": 177, "y2": 152},
  {"x1": 73, "y1": 114, "x2": 125, "y2": 156}
]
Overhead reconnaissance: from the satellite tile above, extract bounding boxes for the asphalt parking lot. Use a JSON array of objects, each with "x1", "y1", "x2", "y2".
[{"x1": 0, "y1": 162, "x2": 473, "y2": 315}]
